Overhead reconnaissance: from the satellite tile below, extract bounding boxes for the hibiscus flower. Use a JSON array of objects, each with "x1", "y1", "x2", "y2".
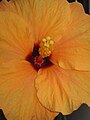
[{"x1": 0, "y1": 0, "x2": 90, "y2": 120}]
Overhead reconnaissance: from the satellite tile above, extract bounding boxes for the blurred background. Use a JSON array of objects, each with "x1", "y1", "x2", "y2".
[{"x1": 0, "y1": 0, "x2": 90, "y2": 120}]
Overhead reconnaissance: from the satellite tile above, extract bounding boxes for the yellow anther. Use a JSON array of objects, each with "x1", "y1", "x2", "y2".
[
  {"x1": 46, "y1": 44, "x2": 50, "y2": 48},
  {"x1": 50, "y1": 40, "x2": 54, "y2": 45},
  {"x1": 39, "y1": 36, "x2": 55, "y2": 58},
  {"x1": 46, "y1": 36, "x2": 51, "y2": 40},
  {"x1": 44, "y1": 43, "x2": 47, "y2": 47},
  {"x1": 42, "y1": 38, "x2": 46, "y2": 42}
]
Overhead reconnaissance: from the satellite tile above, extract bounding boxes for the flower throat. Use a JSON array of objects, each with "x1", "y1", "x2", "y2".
[{"x1": 26, "y1": 36, "x2": 54, "y2": 70}]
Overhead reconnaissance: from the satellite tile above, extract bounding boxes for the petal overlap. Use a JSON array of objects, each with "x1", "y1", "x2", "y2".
[
  {"x1": 35, "y1": 65, "x2": 90, "y2": 114},
  {"x1": 0, "y1": 0, "x2": 90, "y2": 118},
  {"x1": 0, "y1": 0, "x2": 71, "y2": 43},
  {"x1": 51, "y1": 2, "x2": 90, "y2": 70},
  {"x1": 0, "y1": 11, "x2": 34, "y2": 62},
  {"x1": 0, "y1": 60, "x2": 57, "y2": 120},
  {"x1": 0, "y1": 10, "x2": 57, "y2": 120}
]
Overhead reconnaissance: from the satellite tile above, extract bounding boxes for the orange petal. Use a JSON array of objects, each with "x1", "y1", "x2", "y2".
[
  {"x1": 0, "y1": 0, "x2": 34, "y2": 19},
  {"x1": 35, "y1": 65, "x2": 90, "y2": 115},
  {"x1": 0, "y1": 0, "x2": 71, "y2": 43},
  {"x1": 51, "y1": 2, "x2": 90, "y2": 71},
  {"x1": 0, "y1": 60, "x2": 57, "y2": 120},
  {"x1": 0, "y1": 11, "x2": 34, "y2": 62},
  {"x1": 0, "y1": 0, "x2": 10, "y2": 11},
  {"x1": 30, "y1": 0, "x2": 71, "y2": 43}
]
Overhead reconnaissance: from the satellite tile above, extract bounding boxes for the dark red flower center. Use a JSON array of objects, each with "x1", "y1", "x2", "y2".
[{"x1": 26, "y1": 45, "x2": 53, "y2": 71}]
